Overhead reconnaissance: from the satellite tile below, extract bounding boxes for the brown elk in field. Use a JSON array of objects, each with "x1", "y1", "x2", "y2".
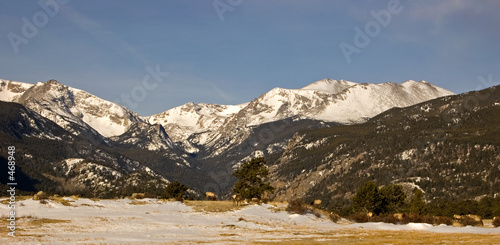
[
  {"x1": 205, "y1": 192, "x2": 217, "y2": 201},
  {"x1": 232, "y1": 193, "x2": 241, "y2": 206}
]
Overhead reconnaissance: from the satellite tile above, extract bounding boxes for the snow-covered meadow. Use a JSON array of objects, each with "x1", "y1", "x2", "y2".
[{"x1": 1, "y1": 197, "x2": 499, "y2": 244}]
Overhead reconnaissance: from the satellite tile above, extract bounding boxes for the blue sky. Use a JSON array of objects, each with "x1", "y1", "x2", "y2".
[{"x1": 1, "y1": 0, "x2": 499, "y2": 116}]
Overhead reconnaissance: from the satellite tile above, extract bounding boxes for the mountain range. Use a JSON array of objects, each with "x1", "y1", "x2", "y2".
[
  {"x1": 270, "y1": 85, "x2": 500, "y2": 208},
  {"x1": 5, "y1": 77, "x2": 496, "y2": 202}
]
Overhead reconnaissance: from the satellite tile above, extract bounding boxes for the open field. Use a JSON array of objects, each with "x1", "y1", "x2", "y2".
[{"x1": 1, "y1": 197, "x2": 499, "y2": 244}]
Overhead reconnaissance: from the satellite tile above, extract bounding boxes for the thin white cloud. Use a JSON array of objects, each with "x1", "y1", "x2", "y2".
[
  {"x1": 410, "y1": 0, "x2": 467, "y2": 18},
  {"x1": 408, "y1": 0, "x2": 468, "y2": 31},
  {"x1": 210, "y1": 83, "x2": 233, "y2": 102},
  {"x1": 58, "y1": 5, "x2": 149, "y2": 65}
]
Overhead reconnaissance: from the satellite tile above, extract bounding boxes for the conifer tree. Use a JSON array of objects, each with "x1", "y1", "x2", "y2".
[
  {"x1": 352, "y1": 181, "x2": 382, "y2": 214},
  {"x1": 379, "y1": 184, "x2": 406, "y2": 213},
  {"x1": 163, "y1": 181, "x2": 189, "y2": 199},
  {"x1": 232, "y1": 157, "x2": 274, "y2": 200},
  {"x1": 409, "y1": 189, "x2": 427, "y2": 215}
]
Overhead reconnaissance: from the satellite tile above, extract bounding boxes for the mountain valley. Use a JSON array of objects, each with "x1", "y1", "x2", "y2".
[{"x1": 2, "y1": 78, "x2": 497, "y2": 203}]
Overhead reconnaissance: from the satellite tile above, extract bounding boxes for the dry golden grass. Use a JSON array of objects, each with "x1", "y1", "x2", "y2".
[
  {"x1": 128, "y1": 200, "x2": 148, "y2": 205},
  {"x1": 0, "y1": 195, "x2": 32, "y2": 205},
  {"x1": 0, "y1": 215, "x2": 70, "y2": 229},
  {"x1": 48, "y1": 196, "x2": 75, "y2": 206},
  {"x1": 184, "y1": 200, "x2": 246, "y2": 212},
  {"x1": 184, "y1": 200, "x2": 288, "y2": 213},
  {"x1": 79, "y1": 203, "x2": 104, "y2": 208},
  {"x1": 29, "y1": 218, "x2": 71, "y2": 227},
  {"x1": 255, "y1": 229, "x2": 500, "y2": 245}
]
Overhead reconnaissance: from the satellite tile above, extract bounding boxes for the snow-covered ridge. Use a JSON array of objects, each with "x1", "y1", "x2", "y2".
[
  {"x1": 147, "y1": 102, "x2": 248, "y2": 145},
  {"x1": 0, "y1": 79, "x2": 33, "y2": 101},
  {"x1": 300, "y1": 78, "x2": 357, "y2": 94},
  {"x1": 0, "y1": 78, "x2": 454, "y2": 155},
  {"x1": 237, "y1": 79, "x2": 454, "y2": 126},
  {"x1": 1, "y1": 79, "x2": 144, "y2": 137},
  {"x1": 145, "y1": 78, "x2": 454, "y2": 156},
  {"x1": 148, "y1": 102, "x2": 247, "y2": 132}
]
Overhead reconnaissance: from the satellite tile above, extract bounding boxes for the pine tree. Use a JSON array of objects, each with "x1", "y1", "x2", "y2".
[
  {"x1": 163, "y1": 181, "x2": 189, "y2": 199},
  {"x1": 232, "y1": 157, "x2": 274, "y2": 200},
  {"x1": 409, "y1": 189, "x2": 427, "y2": 215},
  {"x1": 379, "y1": 184, "x2": 406, "y2": 214},
  {"x1": 352, "y1": 181, "x2": 382, "y2": 214}
]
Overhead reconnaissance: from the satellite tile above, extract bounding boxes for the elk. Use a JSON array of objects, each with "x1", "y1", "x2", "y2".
[
  {"x1": 232, "y1": 193, "x2": 241, "y2": 206},
  {"x1": 205, "y1": 192, "x2": 217, "y2": 201}
]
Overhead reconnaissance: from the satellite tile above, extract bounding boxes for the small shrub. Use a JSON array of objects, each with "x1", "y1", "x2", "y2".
[
  {"x1": 368, "y1": 214, "x2": 406, "y2": 224},
  {"x1": 131, "y1": 193, "x2": 145, "y2": 199},
  {"x1": 310, "y1": 210, "x2": 321, "y2": 218},
  {"x1": 492, "y1": 217, "x2": 500, "y2": 227},
  {"x1": 459, "y1": 216, "x2": 483, "y2": 227},
  {"x1": 422, "y1": 215, "x2": 435, "y2": 225},
  {"x1": 407, "y1": 213, "x2": 424, "y2": 223},
  {"x1": 174, "y1": 196, "x2": 184, "y2": 202},
  {"x1": 286, "y1": 199, "x2": 307, "y2": 214},
  {"x1": 382, "y1": 214, "x2": 404, "y2": 224},
  {"x1": 39, "y1": 199, "x2": 48, "y2": 204},
  {"x1": 433, "y1": 216, "x2": 453, "y2": 226},
  {"x1": 33, "y1": 191, "x2": 49, "y2": 200},
  {"x1": 329, "y1": 213, "x2": 341, "y2": 223},
  {"x1": 348, "y1": 213, "x2": 370, "y2": 223}
]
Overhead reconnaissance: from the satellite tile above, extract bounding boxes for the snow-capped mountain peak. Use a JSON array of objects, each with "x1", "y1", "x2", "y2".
[
  {"x1": 14, "y1": 79, "x2": 143, "y2": 138},
  {"x1": 300, "y1": 78, "x2": 357, "y2": 94},
  {"x1": 147, "y1": 102, "x2": 247, "y2": 143},
  {"x1": 1, "y1": 77, "x2": 455, "y2": 157},
  {"x1": 0, "y1": 79, "x2": 33, "y2": 101}
]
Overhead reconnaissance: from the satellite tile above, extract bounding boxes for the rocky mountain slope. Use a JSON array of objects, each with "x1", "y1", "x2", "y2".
[
  {"x1": 269, "y1": 85, "x2": 500, "y2": 208},
  {"x1": 0, "y1": 77, "x2": 460, "y2": 198},
  {"x1": 149, "y1": 79, "x2": 454, "y2": 157},
  {"x1": 0, "y1": 101, "x2": 170, "y2": 197},
  {"x1": 0, "y1": 79, "x2": 176, "y2": 151}
]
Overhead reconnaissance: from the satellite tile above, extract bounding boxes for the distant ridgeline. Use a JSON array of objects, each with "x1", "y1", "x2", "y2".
[{"x1": 1, "y1": 79, "x2": 498, "y2": 206}]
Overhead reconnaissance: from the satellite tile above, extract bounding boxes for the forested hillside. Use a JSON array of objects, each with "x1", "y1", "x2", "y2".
[{"x1": 270, "y1": 86, "x2": 500, "y2": 210}]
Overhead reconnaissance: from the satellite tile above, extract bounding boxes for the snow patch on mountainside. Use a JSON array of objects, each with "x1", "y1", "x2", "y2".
[
  {"x1": 242, "y1": 80, "x2": 454, "y2": 126},
  {"x1": 0, "y1": 79, "x2": 33, "y2": 101},
  {"x1": 300, "y1": 78, "x2": 357, "y2": 94},
  {"x1": 1, "y1": 77, "x2": 454, "y2": 158},
  {"x1": 11, "y1": 80, "x2": 143, "y2": 138},
  {"x1": 146, "y1": 78, "x2": 454, "y2": 156},
  {"x1": 148, "y1": 102, "x2": 247, "y2": 146}
]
